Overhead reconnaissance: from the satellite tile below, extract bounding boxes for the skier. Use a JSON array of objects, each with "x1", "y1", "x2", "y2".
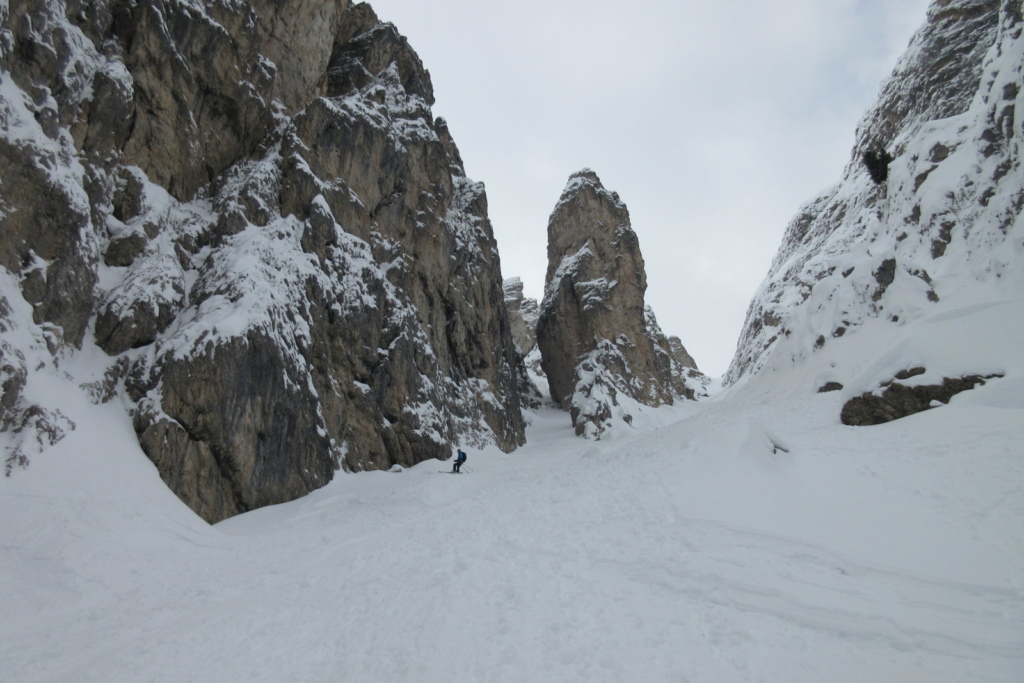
[{"x1": 452, "y1": 449, "x2": 467, "y2": 473}]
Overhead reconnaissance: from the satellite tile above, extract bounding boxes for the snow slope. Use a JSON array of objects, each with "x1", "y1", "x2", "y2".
[
  {"x1": 2, "y1": 297, "x2": 1021, "y2": 682},
  {"x1": 727, "y1": 0, "x2": 1024, "y2": 388}
]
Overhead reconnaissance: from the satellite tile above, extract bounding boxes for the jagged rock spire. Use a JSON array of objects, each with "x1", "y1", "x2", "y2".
[{"x1": 537, "y1": 170, "x2": 705, "y2": 438}]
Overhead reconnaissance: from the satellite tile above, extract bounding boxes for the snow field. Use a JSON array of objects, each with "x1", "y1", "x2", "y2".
[
  {"x1": 2, "y1": 341, "x2": 1022, "y2": 682},
  {"x1": 3, "y1": 2, "x2": 1022, "y2": 680}
]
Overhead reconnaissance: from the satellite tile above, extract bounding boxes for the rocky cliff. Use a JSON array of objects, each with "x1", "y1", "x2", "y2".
[
  {"x1": 1, "y1": 0, "x2": 530, "y2": 521},
  {"x1": 537, "y1": 170, "x2": 705, "y2": 438},
  {"x1": 725, "y1": 0, "x2": 1023, "y2": 410}
]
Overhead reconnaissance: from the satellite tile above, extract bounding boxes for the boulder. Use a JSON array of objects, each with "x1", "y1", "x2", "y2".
[{"x1": 840, "y1": 370, "x2": 1002, "y2": 426}]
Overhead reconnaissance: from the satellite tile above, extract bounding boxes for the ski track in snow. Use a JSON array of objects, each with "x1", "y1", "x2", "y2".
[{"x1": 2, "y1": 369, "x2": 1022, "y2": 682}]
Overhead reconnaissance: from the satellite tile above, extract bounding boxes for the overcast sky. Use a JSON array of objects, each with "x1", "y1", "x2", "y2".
[{"x1": 368, "y1": 0, "x2": 933, "y2": 376}]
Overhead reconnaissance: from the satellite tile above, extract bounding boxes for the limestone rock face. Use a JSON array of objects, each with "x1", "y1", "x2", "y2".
[
  {"x1": 726, "y1": 0, "x2": 1023, "y2": 387},
  {"x1": 503, "y1": 278, "x2": 539, "y2": 357},
  {"x1": 115, "y1": 0, "x2": 348, "y2": 200},
  {"x1": 0, "y1": 1, "x2": 529, "y2": 522},
  {"x1": 537, "y1": 170, "x2": 705, "y2": 438}
]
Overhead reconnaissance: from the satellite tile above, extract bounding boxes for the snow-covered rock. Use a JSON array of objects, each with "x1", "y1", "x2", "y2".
[
  {"x1": 503, "y1": 277, "x2": 544, "y2": 406},
  {"x1": 0, "y1": 1, "x2": 530, "y2": 522},
  {"x1": 537, "y1": 170, "x2": 706, "y2": 438},
  {"x1": 726, "y1": 0, "x2": 1023, "y2": 408},
  {"x1": 503, "y1": 277, "x2": 539, "y2": 357}
]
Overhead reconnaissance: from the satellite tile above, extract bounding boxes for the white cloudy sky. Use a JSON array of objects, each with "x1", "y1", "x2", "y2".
[{"x1": 368, "y1": 0, "x2": 933, "y2": 376}]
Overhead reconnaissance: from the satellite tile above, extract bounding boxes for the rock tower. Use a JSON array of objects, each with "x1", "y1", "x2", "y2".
[{"x1": 537, "y1": 170, "x2": 704, "y2": 438}]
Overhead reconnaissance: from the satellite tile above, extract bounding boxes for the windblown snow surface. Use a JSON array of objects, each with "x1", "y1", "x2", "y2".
[{"x1": 2, "y1": 290, "x2": 1022, "y2": 682}]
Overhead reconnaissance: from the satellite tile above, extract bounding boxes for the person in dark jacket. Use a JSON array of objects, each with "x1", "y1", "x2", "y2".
[{"x1": 452, "y1": 449, "x2": 467, "y2": 473}]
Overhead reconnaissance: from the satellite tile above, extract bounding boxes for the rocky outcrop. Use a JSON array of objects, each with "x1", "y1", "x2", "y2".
[
  {"x1": 645, "y1": 307, "x2": 703, "y2": 400},
  {"x1": 503, "y1": 278, "x2": 539, "y2": 357},
  {"x1": 840, "y1": 368, "x2": 1002, "y2": 426},
  {"x1": 537, "y1": 170, "x2": 705, "y2": 438},
  {"x1": 726, "y1": 0, "x2": 1023, "y2": 388},
  {"x1": 0, "y1": 292, "x2": 76, "y2": 476},
  {"x1": 666, "y1": 335, "x2": 698, "y2": 374},
  {"x1": 0, "y1": 1, "x2": 530, "y2": 522},
  {"x1": 503, "y1": 276, "x2": 547, "y2": 391}
]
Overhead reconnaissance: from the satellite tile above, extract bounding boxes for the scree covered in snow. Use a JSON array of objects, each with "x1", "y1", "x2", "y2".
[{"x1": 1, "y1": 291, "x2": 1021, "y2": 682}]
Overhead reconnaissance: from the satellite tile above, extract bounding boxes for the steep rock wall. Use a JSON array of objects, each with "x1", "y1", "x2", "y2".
[{"x1": 0, "y1": 1, "x2": 529, "y2": 522}]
